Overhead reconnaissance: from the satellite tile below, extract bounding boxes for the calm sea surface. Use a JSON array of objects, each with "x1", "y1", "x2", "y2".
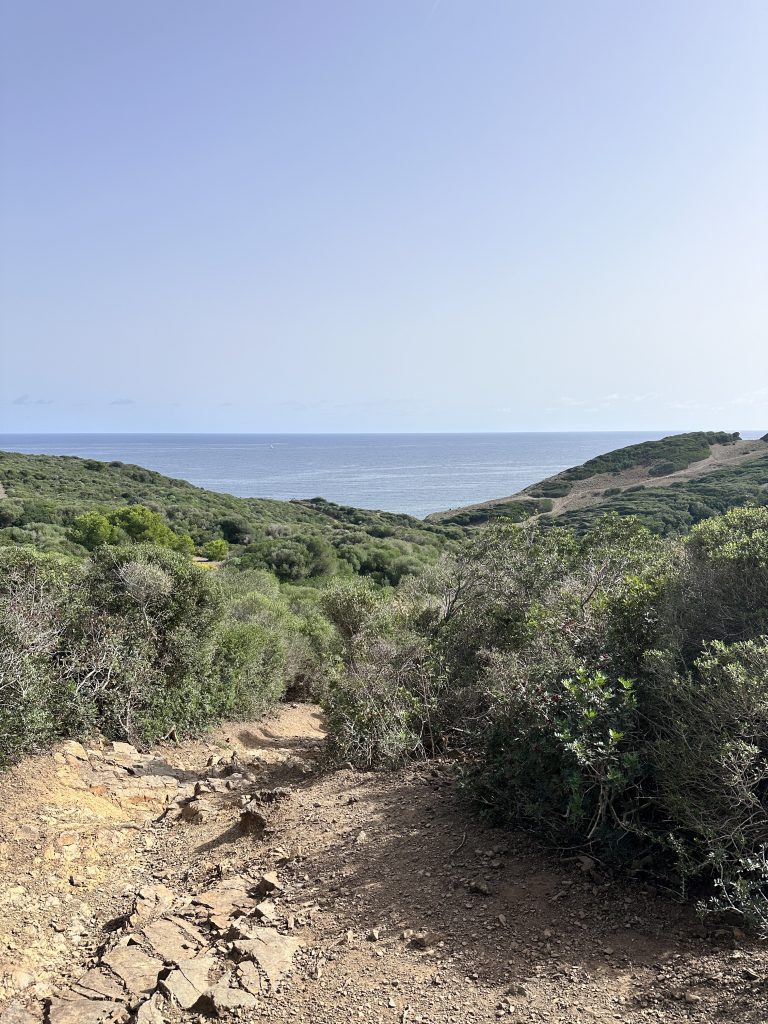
[{"x1": 0, "y1": 432, "x2": 738, "y2": 519}]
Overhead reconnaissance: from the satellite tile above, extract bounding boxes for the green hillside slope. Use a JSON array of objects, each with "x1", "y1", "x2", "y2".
[
  {"x1": 0, "y1": 450, "x2": 463, "y2": 584},
  {"x1": 429, "y1": 432, "x2": 768, "y2": 534}
]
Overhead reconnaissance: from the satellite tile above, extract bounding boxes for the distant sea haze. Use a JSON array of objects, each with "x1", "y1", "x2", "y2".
[{"x1": 2, "y1": 432, "x2": 761, "y2": 520}]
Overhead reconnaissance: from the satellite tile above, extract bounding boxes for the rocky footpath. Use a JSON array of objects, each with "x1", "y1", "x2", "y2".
[{"x1": 1, "y1": 706, "x2": 768, "y2": 1024}]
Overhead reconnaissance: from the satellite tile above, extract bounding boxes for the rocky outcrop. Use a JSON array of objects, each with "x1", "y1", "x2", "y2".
[{"x1": 35, "y1": 866, "x2": 307, "y2": 1023}]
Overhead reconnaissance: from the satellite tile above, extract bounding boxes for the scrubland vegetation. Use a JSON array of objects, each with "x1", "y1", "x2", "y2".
[
  {"x1": 557, "y1": 452, "x2": 768, "y2": 534},
  {"x1": 561, "y1": 430, "x2": 740, "y2": 480},
  {"x1": 435, "y1": 431, "x2": 768, "y2": 535},
  {"x1": 0, "y1": 450, "x2": 461, "y2": 585},
  {"x1": 0, "y1": 545, "x2": 335, "y2": 765},
  {"x1": 2, "y1": 440, "x2": 768, "y2": 932},
  {"x1": 322, "y1": 506, "x2": 768, "y2": 931}
]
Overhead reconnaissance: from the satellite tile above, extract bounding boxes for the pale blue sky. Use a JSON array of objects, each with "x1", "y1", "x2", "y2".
[{"x1": 1, "y1": 0, "x2": 766, "y2": 432}]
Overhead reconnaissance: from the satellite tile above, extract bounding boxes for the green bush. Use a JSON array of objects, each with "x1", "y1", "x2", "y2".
[
  {"x1": 203, "y1": 538, "x2": 229, "y2": 561},
  {"x1": 0, "y1": 546, "x2": 336, "y2": 765},
  {"x1": 648, "y1": 460, "x2": 679, "y2": 477},
  {"x1": 0, "y1": 548, "x2": 80, "y2": 763},
  {"x1": 644, "y1": 639, "x2": 768, "y2": 930},
  {"x1": 322, "y1": 507, "x2": 768, "y2": 930}
]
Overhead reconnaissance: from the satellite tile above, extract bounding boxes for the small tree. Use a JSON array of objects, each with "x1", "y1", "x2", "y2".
[
  {"x1": 109, "y1": 504, "x2": 178, "y2": 547},
  {"x1": 69, "y1": 510, "x2": 116, "y2": 549},
  {"x1": 203, "y1": 538, "x2": 229, "y2": 561}
]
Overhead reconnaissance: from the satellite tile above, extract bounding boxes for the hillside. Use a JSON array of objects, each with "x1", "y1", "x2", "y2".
[
  {"x1": 428, "y1": 431, "x2": 768, "y2": 534},
  {"x1": 0, "y1": 450, "x2": 463, "y2": 584}
]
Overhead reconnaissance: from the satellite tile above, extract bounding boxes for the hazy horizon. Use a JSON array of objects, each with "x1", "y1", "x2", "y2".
[
  {"x1": 2, "y1": 2, "x2": 766, "y2": 433},
  {"x1": 2, "y1": 429, "x2": 767, "y2": 437}
]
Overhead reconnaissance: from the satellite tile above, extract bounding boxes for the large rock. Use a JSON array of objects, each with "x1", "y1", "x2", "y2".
[
  {"x1": 102, "y1": 945, "x2": 163, "y2": 998},
  {"x1": 193, "y1": 877, "x2": 255, "y2": 931},
  {"x1": 141, "y1": 917, "x2": 205, "y2": 964},
  {"x1": 201, "y1": 977, "x2": 259, "y2": 1015},
  {"x1": 237, "y1": 960, "x2": 266, "y2": 996},
  {"x1": 133, "y1": 996, "x2": 165, "y2": 1024},
  {"x1": 239, "y1": 802, "x2": 268, "y2": 834},
  {"x1": 233, "y1": 930, "x2": 303, "y2": 987},
  {"x1": 179, "y1": 798, "x2": 215, "y2": 824},
  {"x1": 71, "y1": 968, "x2": 127, "y2": 1002},
  {"x1": 0, "y1": 1003, "x2": 41, "y2": 1024},
  {"x1": 254, "y1": 872, "x2": 282, "y2": 896},
  {"x1": 60, "y1": 741, "x2": 89, "y2": 762},
  {"x1": 127, "y1": 884, "x2": 176, "y2": 928},
  {"x1": 160, "y1": 956, "x2": 216, "y2": 1010},
  {"x1": 47, "y1": 996, "x2": 127, "y2": 1024}
]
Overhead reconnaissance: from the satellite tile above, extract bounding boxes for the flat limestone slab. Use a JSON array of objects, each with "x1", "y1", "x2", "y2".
[
  {"x1": 141, "y1": 918, "x2": 205, "y2": 964},
  {"x1": 102, "y1": 945, "x2": 163, "y2": 998},
  {"x1": 48, "y1": 996, "x2": 127, "y2": 1024},
  {"x1": 161, "y1": 955, "x2": 216, "y2": 1010},
  {"x1": 233, "y1": 930, "x2": 303, "y2": 987}
]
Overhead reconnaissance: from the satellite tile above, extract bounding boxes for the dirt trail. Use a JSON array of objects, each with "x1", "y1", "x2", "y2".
[{"x1": 1, "y1": 706, "x2": 767, "y2": 1023}]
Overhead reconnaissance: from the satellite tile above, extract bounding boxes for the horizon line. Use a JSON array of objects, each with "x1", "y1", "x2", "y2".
[{"x1": 1, "y1": 428, "x2": 764, "y2": 437}]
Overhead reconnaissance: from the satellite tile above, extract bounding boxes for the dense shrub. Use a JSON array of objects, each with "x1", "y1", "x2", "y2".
[
  {"x1": 0, "y1": 548, "x2": 79, "y2": 763},
  {"x1": 0, "y1": 546, "x2": 334, "y2": 765},
  {"x1": 203, "y1": 538, "x2": 229, "y2": 561},
  {"x1": 323, "y1": 507, "x2": 768, "y2": 930},
  {"x1": 320, "y1": 576, "x2": 440, "y2": 765},
  {"x1": 68, "y1": 503, "x2": 195, "y2": 555},
  {"x1": 0, "y1": 450, "x2": 462, "y2": 577},
  {"x1": 562, "y1": 431, "x2": 738, "y2": 481}
]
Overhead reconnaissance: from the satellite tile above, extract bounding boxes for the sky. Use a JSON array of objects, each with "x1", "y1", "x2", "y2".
[{"x1": 1, "y1": 0, "x2": 766, "y2": 433}]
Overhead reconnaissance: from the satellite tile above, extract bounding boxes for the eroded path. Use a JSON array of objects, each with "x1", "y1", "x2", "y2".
[{"x1": 1, "y1": 706, "x2": 767, "y2": 1023}]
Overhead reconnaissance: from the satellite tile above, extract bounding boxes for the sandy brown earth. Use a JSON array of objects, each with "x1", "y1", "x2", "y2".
[{"x1": 1, "y1": 705, "x2": 767, "y2": 1023}]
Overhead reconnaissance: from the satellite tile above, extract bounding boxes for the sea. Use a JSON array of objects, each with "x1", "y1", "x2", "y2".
[{"x1": 1, "y1": 432, "x2": 761, "y2": 520}]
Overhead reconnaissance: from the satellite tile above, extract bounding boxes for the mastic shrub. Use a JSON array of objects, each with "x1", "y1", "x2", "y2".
[
  {"x1": 0, "y1": 546, "x2": 334, "y2": 764},
  {"x1": 323, "y1": 507, "x2": 768, "y2": 930}
]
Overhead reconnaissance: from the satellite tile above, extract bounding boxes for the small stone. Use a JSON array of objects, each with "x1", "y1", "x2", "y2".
[
  {"x1": 240, "y1": 801, "x2": 268, "y2": 834},
  {"x1": 202, "y1": 978, "x2": 259, "y2": 1014},
  {"x1": 410, "y1": 931, "x2": 435, "y2": 949},
  {"x1": 469, "y1": 879, "x2": 492, "y2": 896},
  {"x1": 255, "y1": 871, "x2": 282, "y2": 895}
]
